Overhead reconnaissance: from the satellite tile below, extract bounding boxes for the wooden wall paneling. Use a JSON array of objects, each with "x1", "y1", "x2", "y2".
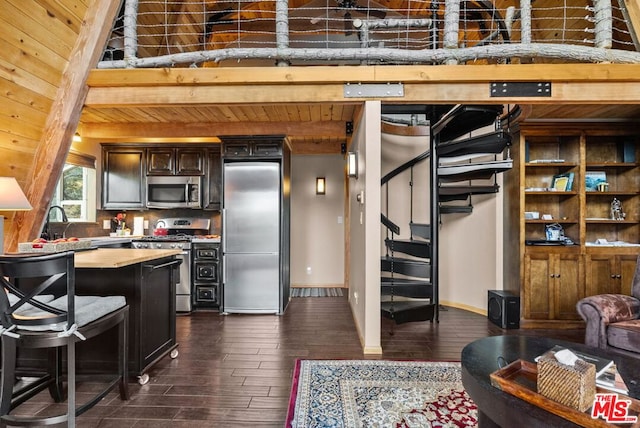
[
  {"x1": 0, "y1": 132, "x2": 40, "y2": 156},
  {"x1": 31, "y1": 0, "x2": 85, "y2": 31},
  {"x1": 8, "y1": 0, "x2": 122, "y2": 251},
  {"x1": 0, "y1": 79, "x2": 55, "y2": 117},
  {"x1": 4, "y1": 0, "x2": 77, "y2": 56}
]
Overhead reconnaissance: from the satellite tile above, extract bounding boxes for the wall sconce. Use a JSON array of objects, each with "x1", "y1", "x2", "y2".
[
  {"x1": 0, "y1": 177, "x2": 33, "y2": 253},
  {"x1": 72, "y1": 132, "x2": 82, "y2": 143},
  {"x1": 316, "y1": 177, "x2": 326, "y2": 195},
  {"x1": 347, "y1": 152, "x2": 358, "y2": 178}
]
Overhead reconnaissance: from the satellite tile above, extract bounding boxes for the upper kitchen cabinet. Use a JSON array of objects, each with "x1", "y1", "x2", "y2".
[
  {"x1": 204, "y1": 147, "x2": 222, "y2": 210},
  {"x1": 147, "y1": 148, "x2": 205, "y2": 175},
  {"x1": 221, "y1": 136, "x2": 284, "y2": 159},
  {"x1": 102, "y1": 146, "x2": 146, "y2": 209}
]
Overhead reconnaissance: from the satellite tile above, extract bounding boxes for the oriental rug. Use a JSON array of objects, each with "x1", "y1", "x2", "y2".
[{"x1": 286, "y1": 359, "x2": 477, "y2": 428}]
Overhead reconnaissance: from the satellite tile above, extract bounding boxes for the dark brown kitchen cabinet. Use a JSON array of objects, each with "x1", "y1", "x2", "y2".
[
  {"x1": 147, "y1": 148, "x2": 205, "y2": 175},
  {"x1": 75, "y1": 255, "x2": 180, "y2": 382},
  {"x1": 221, "y1": 136, "x2": 284, "y2": 159},
  {"x1": 204, "y1": 146, "x2": 222, "y2": 210},
  {"x1": 102, "y1": 147, "x2": 146, "y2": 209}
]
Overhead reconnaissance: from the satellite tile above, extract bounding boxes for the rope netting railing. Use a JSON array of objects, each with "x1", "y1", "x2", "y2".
[{"x1": 98, "y1": 0, "x2": 640, "y2": 68}]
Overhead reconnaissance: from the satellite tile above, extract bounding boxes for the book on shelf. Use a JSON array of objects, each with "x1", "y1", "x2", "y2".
[
  {"x1": 585, "y1": 171, "x2": 607, "y2": 191},
  {"x1": 551, "y1": 172, "x2": 574, "y2": 191}
]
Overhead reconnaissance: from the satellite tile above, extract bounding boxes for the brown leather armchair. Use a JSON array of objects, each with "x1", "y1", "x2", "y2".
[{"x1": 576, "y1": 255, "x2": 640, "y2": 358}]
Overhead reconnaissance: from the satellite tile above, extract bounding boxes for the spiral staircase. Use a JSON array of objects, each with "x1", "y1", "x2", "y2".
[{"x1": 380, "y1": 104, "x2": 515, "y2": 325}]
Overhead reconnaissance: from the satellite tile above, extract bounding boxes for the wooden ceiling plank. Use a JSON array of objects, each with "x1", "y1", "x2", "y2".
[
  {"x1": 8, "y1": 0, "x2": 123, "y2": 251},
  {"x1": 0, "y1": 36, "x2": 65, "y2": 89},
  {"x1": 0, "y1": 15, "x2": 68, "y2": 72},
  {"x1": 3, "y1": 0, "x2": 77, "y2": 56},
  {"x1": 32, "y1": 0, "x2": 86, "y2": 31},
  {"x1": 0, "y1": 79, "x2": 54, "y2": 116},
  {"x1": 0, "y1": 57, "x2": 59, "y2": 100}
]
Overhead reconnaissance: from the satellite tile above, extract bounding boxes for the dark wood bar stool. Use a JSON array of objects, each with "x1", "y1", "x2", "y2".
[{"x1": 0, "y1": 251, "x2": 129, "y2": 427}]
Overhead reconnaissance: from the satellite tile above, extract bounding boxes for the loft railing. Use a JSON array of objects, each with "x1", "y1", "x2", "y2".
[{"x1": 99, "y1": 0, "x2": 640, "y2": 69}]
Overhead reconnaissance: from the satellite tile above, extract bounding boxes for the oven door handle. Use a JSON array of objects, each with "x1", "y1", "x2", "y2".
[{"x1": 143, "y1": 259, "x2": 183, "y2": 271}]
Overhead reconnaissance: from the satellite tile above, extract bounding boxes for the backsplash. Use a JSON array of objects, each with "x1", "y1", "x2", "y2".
[{"x1": 47, "y1": 209, "x2": 221, "y2": 239}]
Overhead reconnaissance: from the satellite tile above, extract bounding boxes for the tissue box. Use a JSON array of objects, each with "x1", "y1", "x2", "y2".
[{"x1": 537, "y1": 352, "x2": 596, "y2": 412}]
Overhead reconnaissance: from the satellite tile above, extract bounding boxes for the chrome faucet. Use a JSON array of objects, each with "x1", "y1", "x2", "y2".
[{"x1": 41, "y1": 205, "x2": 69, "y2": 240}]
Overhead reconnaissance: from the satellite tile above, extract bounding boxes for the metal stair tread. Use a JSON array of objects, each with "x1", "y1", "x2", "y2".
[{"x1": 380, "y1": 301, "x2": 436, "y2": 324}]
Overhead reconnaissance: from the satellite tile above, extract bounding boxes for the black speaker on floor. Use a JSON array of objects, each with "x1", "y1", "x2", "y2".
[{"x1": 488, "y1": 290, "x2": 520, "y2": 329}]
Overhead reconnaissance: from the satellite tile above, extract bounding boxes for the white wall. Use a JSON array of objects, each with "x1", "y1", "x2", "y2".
[
  {"x1": 348, "y1": 101, "x2": 382, "y2": 354},
  {"x1": 290, "y1": 154, "x2": 345, "y2": 286}
]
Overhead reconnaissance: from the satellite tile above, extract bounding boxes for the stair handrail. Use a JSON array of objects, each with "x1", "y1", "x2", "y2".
[{"x1": 381, "y1": 148, "x2": 431, "y2": 185}]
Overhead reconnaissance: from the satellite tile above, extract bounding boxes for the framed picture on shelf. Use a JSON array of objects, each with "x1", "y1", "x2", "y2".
[
  {"x1": 585, "y1": 171, "x2": 607, "y2": 191},
  {"x1": 551, "y1": 172, "x2": 574, "y2": 191}
]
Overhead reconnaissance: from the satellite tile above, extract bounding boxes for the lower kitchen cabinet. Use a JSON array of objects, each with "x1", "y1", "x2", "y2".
[
  {"x1": 523, "y1": 249, "x2": 584, "y2": 324},
  {"x1": 75, "y1": 255, "x2": 180, "y2": 382}
]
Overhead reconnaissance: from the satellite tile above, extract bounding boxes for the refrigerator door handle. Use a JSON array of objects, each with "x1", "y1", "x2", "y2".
[{"x1": 221, "y1": 208, "x2": 226, "y2": 253}]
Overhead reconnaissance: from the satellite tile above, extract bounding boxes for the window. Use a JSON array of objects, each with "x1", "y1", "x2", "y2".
[{"x1": 50, "y1": 151, "x2": 97, "y2": 222}]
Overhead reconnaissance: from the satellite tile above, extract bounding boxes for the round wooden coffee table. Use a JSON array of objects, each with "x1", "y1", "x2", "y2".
[{"x1": 461, "y1": 335, "x2": 639, "y2": 428}]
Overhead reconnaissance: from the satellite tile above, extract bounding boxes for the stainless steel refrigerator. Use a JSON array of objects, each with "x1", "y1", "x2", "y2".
[{"x1": 222, "y1": 161, "x2": 285, "y2": 313}]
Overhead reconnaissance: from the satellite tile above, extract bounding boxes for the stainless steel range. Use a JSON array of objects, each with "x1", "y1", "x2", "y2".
[{"x1": 131, "y1": 218, "x2": 211, "y2": 312}]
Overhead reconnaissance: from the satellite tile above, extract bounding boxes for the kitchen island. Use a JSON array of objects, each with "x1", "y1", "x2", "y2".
[{"x1": 74, "y1": 248, "x2": 182, "y2": 384}]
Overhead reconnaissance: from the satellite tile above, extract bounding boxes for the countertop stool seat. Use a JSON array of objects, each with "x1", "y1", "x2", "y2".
[{"x1": 0, "y1": 251, "x2": 129, "y2": 427}]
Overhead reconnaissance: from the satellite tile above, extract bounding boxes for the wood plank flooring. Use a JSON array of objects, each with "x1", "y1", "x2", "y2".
[{"x1": 19, "y1": 296, "x2": 584, "y2": 426}]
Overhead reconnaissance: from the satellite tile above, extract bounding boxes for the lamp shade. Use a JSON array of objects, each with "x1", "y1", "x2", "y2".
[{"x1": 0, "y1": 177, "x2": 32, "y2": 210}]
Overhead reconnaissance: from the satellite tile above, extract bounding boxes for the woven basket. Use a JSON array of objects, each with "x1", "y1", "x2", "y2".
[{"x1": 537, "y1": 354, "x2": 596, "y2": 412}]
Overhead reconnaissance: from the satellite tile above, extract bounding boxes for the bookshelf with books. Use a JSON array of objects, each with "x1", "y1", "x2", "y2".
[{"x1": 503, "y1": 123, "x2": 640, "y2": 328}]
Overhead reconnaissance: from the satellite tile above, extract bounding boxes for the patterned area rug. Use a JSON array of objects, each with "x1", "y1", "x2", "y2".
[
  {"x1": 291, "y1": 288, "x2": 344, "y2": 297},
  {"x1": 286, "y1": 359, "x2": 477, "y2": 428}
]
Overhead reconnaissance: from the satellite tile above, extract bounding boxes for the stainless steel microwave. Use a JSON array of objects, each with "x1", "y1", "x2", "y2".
[{"x1": 147, "y1": 176, "x2": 202, "y2": 209}]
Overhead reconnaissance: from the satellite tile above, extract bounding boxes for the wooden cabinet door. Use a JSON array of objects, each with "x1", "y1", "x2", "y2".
[
  {"x1": 618, "y1": 255, "x2": 638, "y2": 296},
  {"x1": 525, "y1": 252, "x2": 583, "y2": 320},
  {"x1": 585, "y1": 254, "x2": 619, "y2": 296},
  {"x1": 586, "y1": 253, "x2": 639, "y2": 296},
  {"x1": 147, "y1": 148, "x2": 174, "y2": 175},
  {"x1": 103, "y1": 148, "x2": 146, "y2": 209},
  {"x1": 176, "y1": 148, "x2": 205, "y2": 175},
  {"x1": 553, "y1": 253, "x2": 583, "y2": 320},
  {"x1": 524, "y1": 253, "x2": 552, "y2": 319},
  {"x1": 204, "y1": 147, "x2": 222, "y2": 210}
]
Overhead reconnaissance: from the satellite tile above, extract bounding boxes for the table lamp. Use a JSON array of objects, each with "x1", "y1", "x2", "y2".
[{"x1": 0, "y1": 177, "x2": 33, "y2": 253}]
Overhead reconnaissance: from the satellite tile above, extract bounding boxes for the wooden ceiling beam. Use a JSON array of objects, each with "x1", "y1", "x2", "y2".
[
  {"x1": 85, "y1": 80, "x2": 640, "y2": 106},
  {"x1": 82, "y1": 120, "x2": 347, "y2": 139},
  {"x1": 87, "y1": 64, "x2": 640, "y2": 87}
]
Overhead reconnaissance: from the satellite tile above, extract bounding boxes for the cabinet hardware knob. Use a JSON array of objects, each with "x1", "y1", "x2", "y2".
[
  {"x1": 616, "y1": 274, "x2": 621, "y2": 279},
  {"x1": 611, "y1": 275, "x2": 616, "y2": 278}
]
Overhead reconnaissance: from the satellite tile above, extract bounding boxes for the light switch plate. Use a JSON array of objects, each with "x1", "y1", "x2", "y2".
[{"x1": 103, "y1": 220, "x2": 111, "y2": 229}]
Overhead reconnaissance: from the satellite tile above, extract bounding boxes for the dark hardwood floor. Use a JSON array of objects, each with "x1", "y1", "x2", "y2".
[{"x1": 16, "y1": 295, "x2": 585, "y2": 426}]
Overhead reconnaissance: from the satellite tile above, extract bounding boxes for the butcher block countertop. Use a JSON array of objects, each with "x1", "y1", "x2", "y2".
[{"x1": 74, "y1": 248, "x2": 182, "y2": 269}]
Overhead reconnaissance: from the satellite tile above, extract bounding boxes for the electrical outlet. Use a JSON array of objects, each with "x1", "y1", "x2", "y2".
[
  {"x1": 353, "y1": 292, "x2": 358, "y2": 305},
  {"x1": 143, "y1": 220, "x2": 149, "y2": 229},
  {"x1": 103, "y1": 220, "x2": 111, "y2": 229}
]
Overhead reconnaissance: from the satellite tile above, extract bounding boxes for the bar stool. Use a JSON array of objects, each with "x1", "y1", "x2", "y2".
[{"x1": 0, "y1": 251, "x2": 129, "y2": 426}]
